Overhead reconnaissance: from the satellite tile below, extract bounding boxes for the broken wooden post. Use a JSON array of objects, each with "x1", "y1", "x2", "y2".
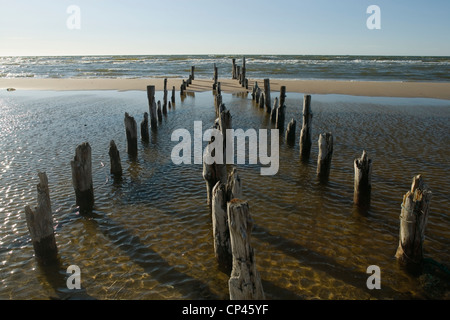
[
  {"x1": 285, "y1": 119, "x2": 296, "y2": 145},
  {"x1": 140, "y1": 112, "x2": 149, "y2": 143},
  {"x1": 317, "y1": 133, "x2": 333, "y2": 181},
  {"x1": 299, "y1": 95, "x2": 312, "y2": 160},
  {"x1": 270, "y1": 97, "x2": 279, "y2": 124},
  {"x1": 25, "y1": 172, "x2": 58, "y2": 264},
  {"x1": 252, "y1": 82, "x2": 258, "y2": 100},
  {"x1": 215, "y1": 93, "x2": 223, "y2": 118},
  {"x1": 395, "y1": 175, "x2": 432, "y2": 266},
  {"x1": 259, "y1": 92, "x2": 265, "y2": 109},
  {"x1": 279, "y1": 86, "x2": 287, "y2": 108},
  {"x1": 157, "y1": 101, "x2": 163, "y2": 122},
  {"x1": 147, "y1": 85, "x2": 157, "y2": 130},
  {"x1": 236, "y1": 66, "x2": 241, "y2": 81},
  {"x1": 71, "y1": 142, "x2": 94, "y2": 213},
  {"x1": 226, "y1": 167, "x2": 242, "y2": 201},
  {"x1": 353, "y1": 150, "x2": 372, "y2": 206},
  {"x1": 108, "y1": 140, "x2": 122, "y2": 177},
  {"x1": 124, "y1": 112, "x2": 138, "y2": 157},
  {"x1": 191, "y1": 66, "x2": 195, "y2": 80},
  {"x1": 171, "y1": 86, "x2": 176, "y2": 104},
  {"x1": 276, "y1": 104, "x2": 286, "y2": 130},
  {"x1": 264, "y1": 79, "x2": 271, "y2": 112},
  {"x1": 163, "y1": 78, "x2": 168, "y2": 111},
  {"x1": 213, "y1": 63, "x2": 219, "y2": 89},
  {"x1": 228, "y1": 199, "x2": 265, "y2": 300},
  {"x1": 212, "y1": 182, "x2": 232, "y2": 274}
]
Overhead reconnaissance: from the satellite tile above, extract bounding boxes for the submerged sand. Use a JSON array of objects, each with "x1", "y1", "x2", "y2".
[{"x1": 1, "y1": 78, "x2": 450, "y2": 100}]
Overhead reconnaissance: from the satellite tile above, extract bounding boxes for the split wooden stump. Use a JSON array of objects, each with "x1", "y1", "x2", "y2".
[
  {"x1": 228, "y1": 199, "x2": 265, "y2": 300},
  {"x1": 71, "y1": 142, "x2": 94, "y2": 213},
  {"x1": 211, "y1": 168, "x2": 243, "y2": 275},
  {"x1": 25, "y1": 172, "x2": 58, "y2": 264},
  {"x1": 353, "y1": 150, "x2": 372, "y2": 207},
  {"x1": 396, "y1": 175, "x2": 432, "y2": 266}
]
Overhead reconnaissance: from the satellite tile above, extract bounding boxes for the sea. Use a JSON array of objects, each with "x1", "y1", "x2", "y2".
[{"x1": 1, "y1": 55, "x2": 449, "y2": 82}]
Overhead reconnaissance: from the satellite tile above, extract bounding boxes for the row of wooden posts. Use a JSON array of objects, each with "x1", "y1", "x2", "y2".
[{"x1": 24, "y1": 58, "x2": 432, "y2": 300}]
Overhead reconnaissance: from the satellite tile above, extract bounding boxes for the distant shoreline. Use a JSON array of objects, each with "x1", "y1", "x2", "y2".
[{"x1": 1, "y1": 78, "x2": 450, "y2": 100}]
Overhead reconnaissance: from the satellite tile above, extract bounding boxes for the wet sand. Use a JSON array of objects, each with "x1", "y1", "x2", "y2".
[{"x1": 1, "y1": 78, "x2": 450, "y2": 99}]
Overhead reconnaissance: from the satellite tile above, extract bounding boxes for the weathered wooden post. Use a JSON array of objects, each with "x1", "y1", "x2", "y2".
[
  {"x1": 299, "y1": 95, "x2": 312, "y2": 160},
  {"x1": 163, "y1": 78, "x2": 168, "y2": 112},
  {"x1": 353, "y1": 150, "x2": 372, "y2": 206},
  {"x1": 317, "y1": 133, "x2": 333, "y2": 181},
  {"x1": 236, "y1": 66, "x2": 241, "y2": 82},
  {"x1": 212, "y1": 182, "x2": 232, "y2": 274},
  {"x1": 25, "y1": 172, "x2": 58, "y2": 264},
  {"x1": 276, "y1": 104, "x2": 286, "y2": 130},
  {"x1": 226, "y1": 167, "x2": 242, "y2": 201},
  {"x1": 171, "y1": 86, "x2": 176, "y2": 104},
  {"x1": 264, "y1": 79, "x2": 271, "y2": 112},
  {"x1": 241, "y1": 57, "x2": 246, "y2": 88},
  {"x1": 213, "y1": 63, "x2": 219, "y2": 88},
  {"x1": 215, "y1": 93, "x2": 223, "y2": 118},
  {"x1": 259, "y1": 92, "x2": 265, "y2": 109},
  {"x1": 157, "y1": 101, "x2": 163, "y2": 122},
  {"x1": 191, "y1": 66, "x2": 195, "y2": 80},
  {"x1": 395, "y1": 175, "x2": 432, "y2": 265},
  {"x1": 124, "y1": 112, "x2": 138, "y2": 157},
  {"x1": 252, "y1": 82, "x2": 258, "y2": 100},
  {"x1": 285, "y1": 119, "x2": 296, "y2": 145},
  {"x1": 140, "y1": 112, "x2": 150, "y2": 143},
  {"x1": 232, "y1": 58, "x2": 236, "y2": 79},
  {"x1": 71, "y1": 142, "x2": 94, "y2": 213},
  {"x1": 228, "y1": 199, "x2": 265, "y2": 300},
  {"x1": 147, "y1": 85, "x2": 157, "y2": 130},
  {"x1": 270, "y1": 97, "x2": 279, "y2": 124},
  {"x1": 279, "y1": 86, "x2": 287, "y2": 108},
  {"x1": 108, "y1": 140, "x2": 122, "y2": 177}
]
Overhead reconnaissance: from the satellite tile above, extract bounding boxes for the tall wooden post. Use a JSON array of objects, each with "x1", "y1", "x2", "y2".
[
  {"x1": 279, "y1": 86, "x2": 287, "y2": 109},
  {"x1": 71, "y1": 142, "x2": 94, "y2": 213},
  {"x1": 353, "y1": 150, "x2": 372, "y2": 206},
  {"x1": 124, "y1": 112, "x2": 138, "y2": 157},
  {"x1": 171, "y1": 86, "x2": 176, "y2": 104},
  {"x1": 264, "y1": 79, "x2": 271, "y2": 112},
  {"x1": 276, "y1": 104, "x2": 286, "y2": 130},
  {"x1": 232, "y1": 58, "x2": 236, "y2": 79},
  {"x1": 163, "y1": 78, "x2": 168, "y2": 111},
  {"x1": 140, "y1": 112, "x2": 150, "y2": 143},
  {"x1": 25, "y1": 172, "x2": 58, "y2": 264},
  {"x1": 270, "y1": 97, "x2": 279, "y2": 124},
  {"x1": 299, "y1": 95, "x2": 312, "y2": 160},
  {"x1": 108, "y1": 140, "x2": 122, "y2": 177},
  {"x1": 147, "y1": 85, "x2": 157, "y2": 130},
  {"x1": 317, "y1": 133, "x2": 333, "y2": 181},
  {"x1": 228, "y1": 199, "x2": 265, "y2": 300},
  {"x1": 191, "y1": 66, "x2": 195, "y2": 80},
  {"x1": 395, "y1": 175, "x2": 432, "y2": 265}
]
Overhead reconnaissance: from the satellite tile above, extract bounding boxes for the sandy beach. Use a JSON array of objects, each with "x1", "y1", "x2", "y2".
[{"x1": 1, "y1": 78, "x2": 450, "y2": 100}]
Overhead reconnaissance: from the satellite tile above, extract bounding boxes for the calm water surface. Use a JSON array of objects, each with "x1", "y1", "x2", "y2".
[{"x1": 0, "y1": 89, "x2": 449, "y2": 299}]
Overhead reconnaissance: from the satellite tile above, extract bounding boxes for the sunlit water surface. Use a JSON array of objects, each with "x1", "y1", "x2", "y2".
[{"x1": 0, "y1": 90, "x2": 449, "y2": 300}]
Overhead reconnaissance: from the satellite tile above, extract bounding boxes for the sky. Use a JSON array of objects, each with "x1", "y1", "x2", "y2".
[{"x1": 0, "y1": 0, "x2": 449, "y2": 56}]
